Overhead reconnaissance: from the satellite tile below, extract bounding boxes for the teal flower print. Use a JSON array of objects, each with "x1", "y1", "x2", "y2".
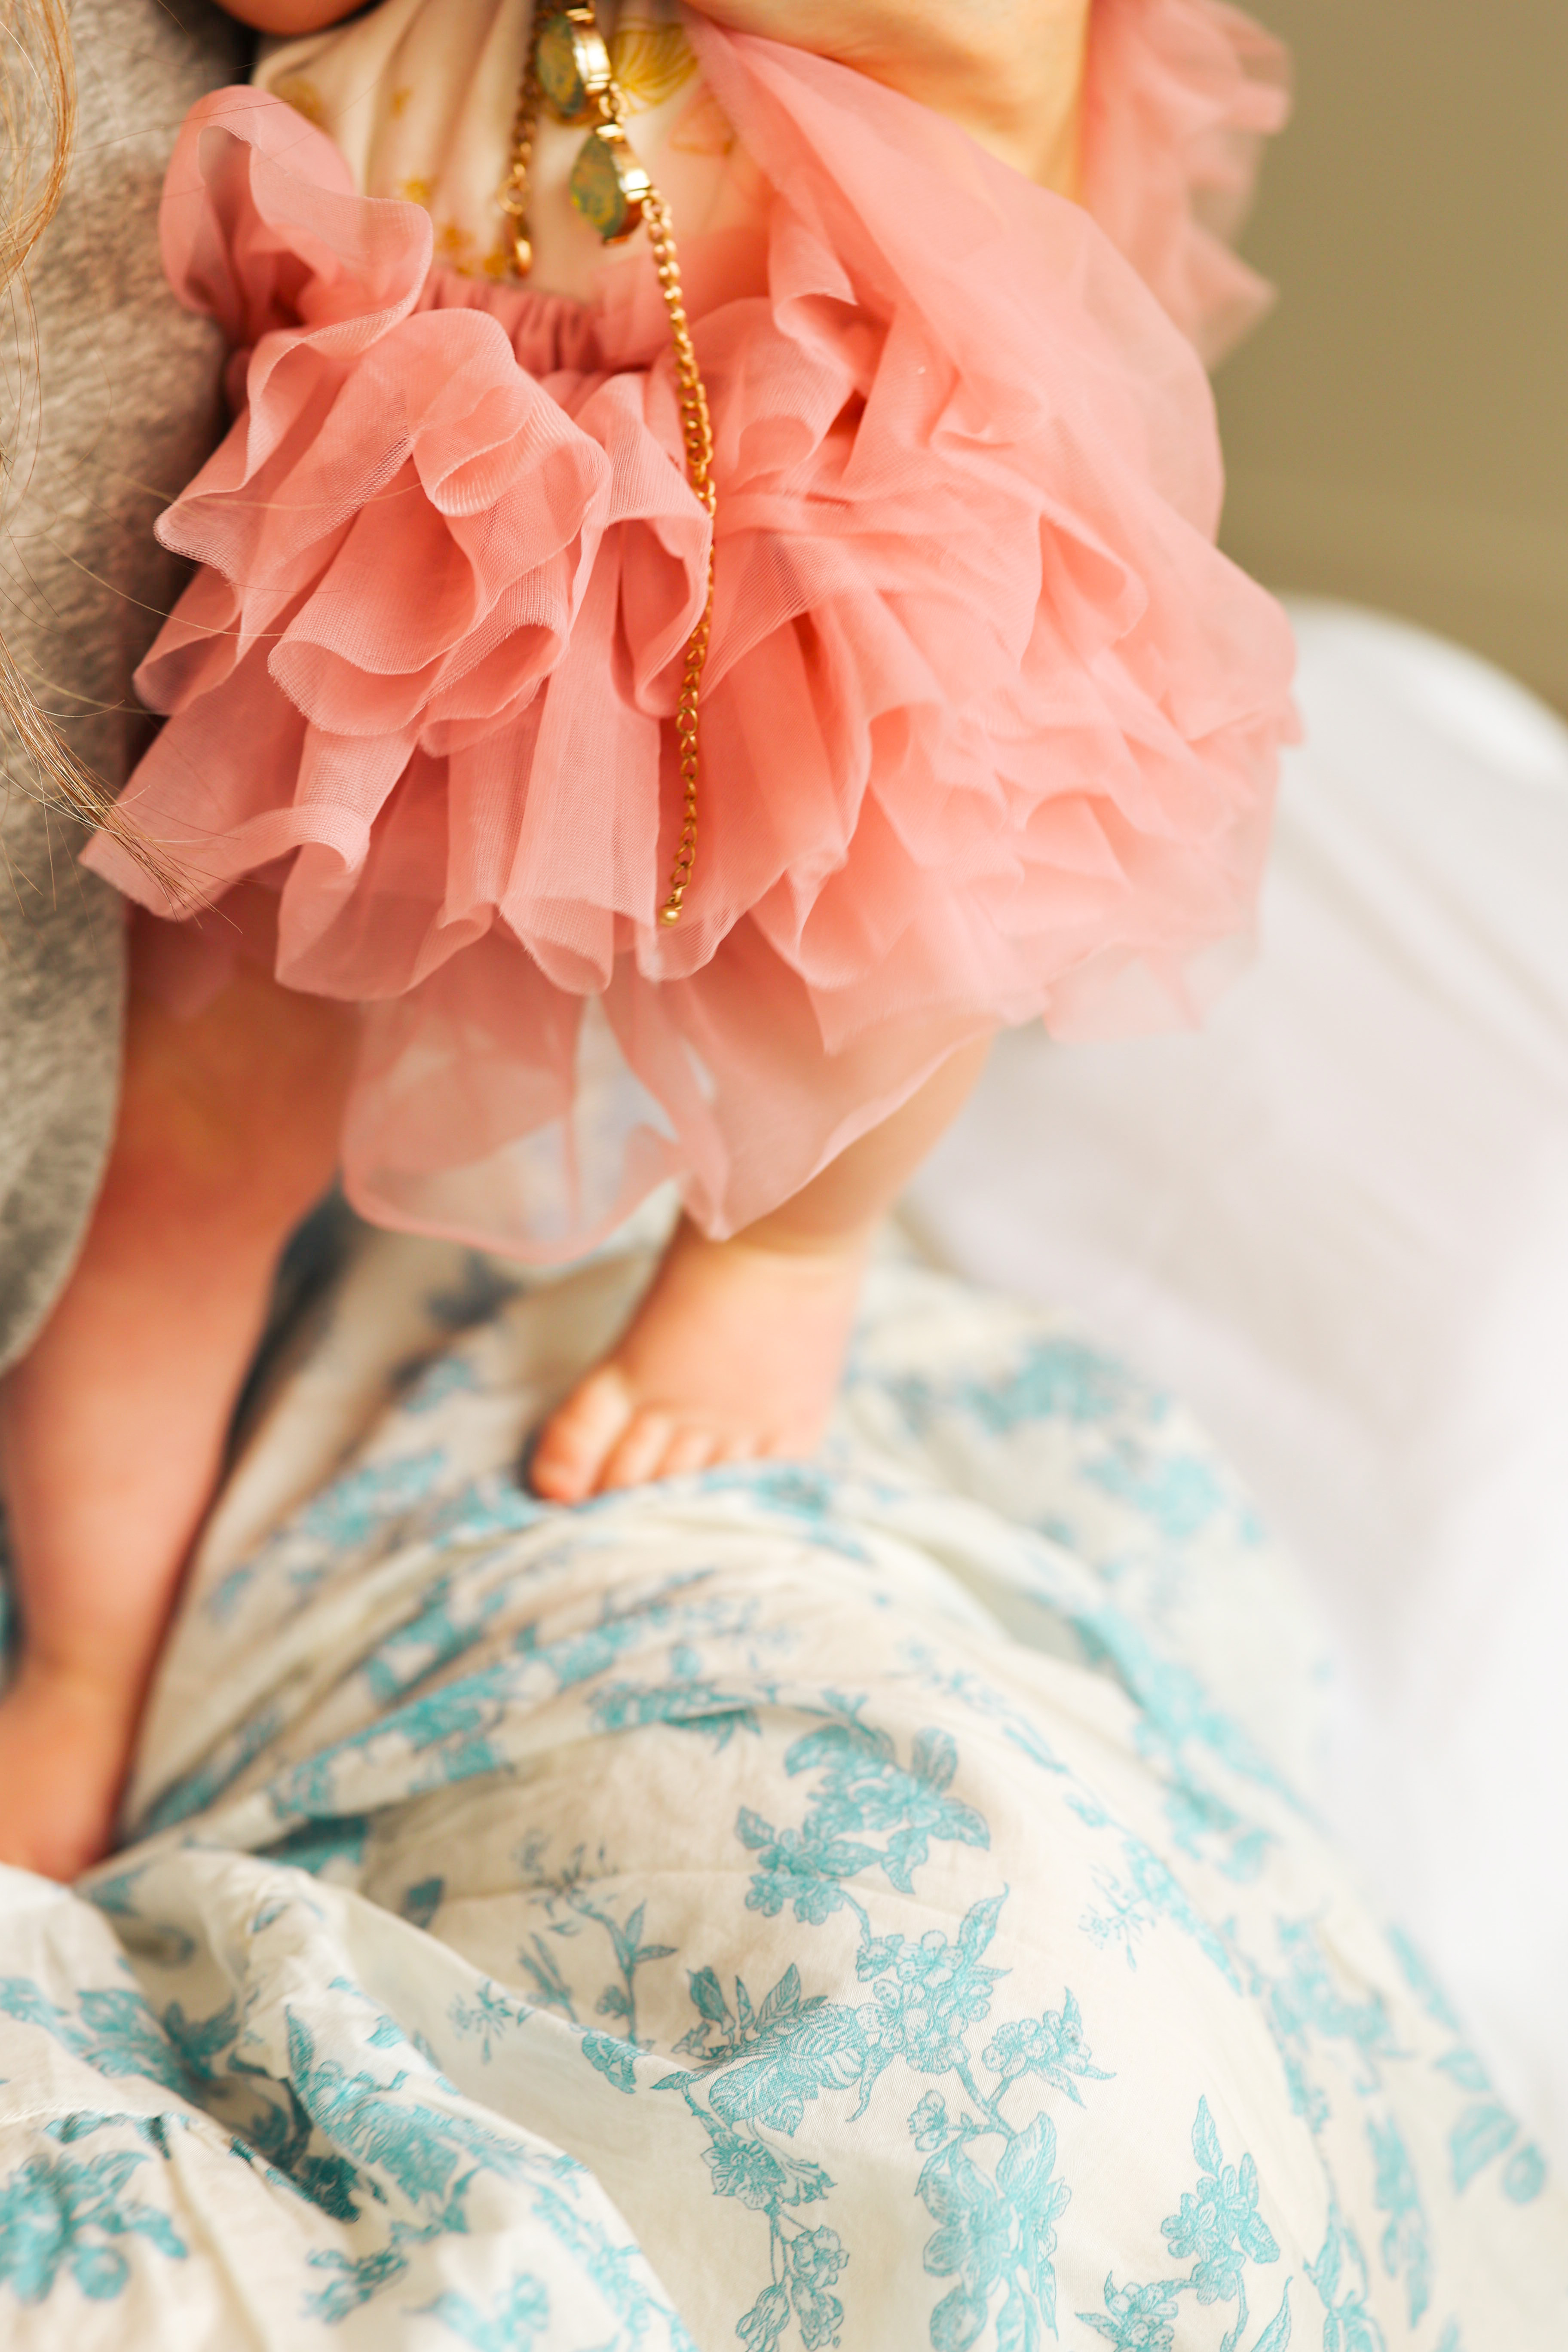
[
  {"x1": 881, "y1": 1334, "x2": 1134, "y2": 1439},
  {"x1": 739, "y1": 1817, "x2": 875, "y2": 1926},
  {"x1": 1080, "y1": 1836, "x2": 1241, "y2": 1989},
  {"x1": 1160, "y1": 2100, "x2": 1279, "y2": 2303},
  {"x1": 1400, "y1": 1992, "x2": 1550, "y2": 2204},
  {"x1": 583, "y1": 2032, "x2": 641, "y2": 2097},
  {"x1": 708, "y1": 2002, "x2": 869, "y2": 2135},
  {"x1": 980, "y1": 1990, "x2": 1112, "y2": 2104},
  {"x1": 1265, "y1": 1919, "x2": 1396, "y2": 2101},
  {"x1": 0, "y1": 1978, "x2": 206, "y2": 2102},
  {"x1": 919, "y1": 2113, "x2": 1070, "y2": 2348},
  {"x1": 292, "y1": 1450, "x2": 447, "y2": 1553},
  {"x1": 910, "y1": 2092, "x2": 950, "y2": 2152},
  {"x1": 787, "y1": 2227, "x2": 848, "y2": 2351},
  {"x1": 416, "y1": 2271, "x2": 551, "y2": 2349},
  {"x1": 285, "y1": 2010, "x2": 527, "y2": 2211},
  {"x1": 739, "y1": 1706, "x2": 989, "y2": 1924},
  {"x1": 704, "y1": 2133, "x2": 787, "y2": 2211},
  {"x1": 233, "y1": 2085, "x2": 365, "y2": 2223},
  {"x1": 667, "y1": 1963, "x2": 869, "y2": 2136},
  {"x1": 796, "y1": 1719, "x2": 988, "y2": 1887},
  {"x1": 674, "y1": 1872, "x2": 1106, "y2": 2352},
  {"x1": 401, "y1": 1877, "x2": 445, "y2": 1930},
  {"x1": 857, "y1": 1907, "x2": 1005, "y2": 2076},
  {"x1": 0, "y1": 2148, "x2": 186, "y2": 2308},
  {"x1": 1501, "y1": 2145, "x2": 1549, "y2": 2205},
  {"x1": 1080, "y1": 2276, "x2": 1181, "y2": 2351},
  {"x1": 1308, "y1": 2207, "x2": 1380, "y2": 2352},
  {"x1": 734, "y1": 2229, "x2": 848, "y2": 2352},
  {"x1": 304, "y1": 2242, "x2": 415, "y2": 2324},
  {"x1": 399, "y1": 1355, "x2": 483, "y2": 1415},
  {"x1": 449, "y1": 1980, "x2": 530, "y2": 2060},
  {"x1": 1367, "y1": 2113, "x2": 1431, "y2": 2326},
  {"x1": 1447, "y1": 2096, "x2": 1549, "y2": 2202},
  {"x1": 1088, "y1": 2101, "x2": 1288, "y2": 2352},
  {"x1": 738, "y1": 2282, "x2": 792, "y2": 2352},
  {"x1": 666, "y1": 1909, "x2": 1095, "y2": 2352},
  {"x1": 591, "y1": 1674, "x2": 762, "y2": 1749},
  {"x1": 920, "y1": 2142, "x2": 1017, "y2": 2345}
]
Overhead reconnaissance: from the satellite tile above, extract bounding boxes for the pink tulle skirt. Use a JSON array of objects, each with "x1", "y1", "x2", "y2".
[{"x1": 88, "y1": 3, "x2": 1298, "y2": 1259}]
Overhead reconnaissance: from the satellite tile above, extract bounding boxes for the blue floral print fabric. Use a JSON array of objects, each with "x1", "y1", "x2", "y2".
[{"x1": 0, "y1": 1234, "x2": 1561, "y2": 2348}]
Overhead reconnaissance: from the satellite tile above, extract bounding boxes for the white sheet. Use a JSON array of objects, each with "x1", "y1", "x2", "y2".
[
  {"x1": 5, "y1": 1245, "x2": 1558, "y2": 2345},
  {"x1": 905, "y1": 599, "x2": 1568, "y2": 2158}
]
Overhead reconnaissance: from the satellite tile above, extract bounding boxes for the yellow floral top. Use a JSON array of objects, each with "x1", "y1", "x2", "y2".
[{"x1": 257, "y1": 0, "x2": 760, "y2": 298}]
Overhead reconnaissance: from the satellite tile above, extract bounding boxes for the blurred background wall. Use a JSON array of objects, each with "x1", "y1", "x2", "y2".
[{"x1": 1216, "y1": 0, "x2": 1568, "y2": 711}]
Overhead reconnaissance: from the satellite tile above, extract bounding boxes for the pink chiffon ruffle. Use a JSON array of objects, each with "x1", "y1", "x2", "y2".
[
  {"x1": 1083, "y1": 0, "x2": 1291, "y2": 364},
  {"x1": 87, "y1": 6, "x2": 1297, "y2": 1260}
]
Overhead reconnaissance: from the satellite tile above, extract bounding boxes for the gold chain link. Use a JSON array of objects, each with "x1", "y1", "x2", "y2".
[
  {"x1": 497, "y1": 35, "x2": 540, "y2": 275},
  {"x1": 643, "y1": 192, "x2": 714, "y2": 925},
  {"x1": 500, "y1": 12, "x2": 716, "y2": 926}
]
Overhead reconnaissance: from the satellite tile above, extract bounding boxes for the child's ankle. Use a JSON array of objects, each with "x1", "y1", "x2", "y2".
[
  {"x1": 720, "y1": 1211, "x2": 878, "y2": 1265},
  {"x1": 12, "y1": 1647, "x2": 143, "y2": 1730}
]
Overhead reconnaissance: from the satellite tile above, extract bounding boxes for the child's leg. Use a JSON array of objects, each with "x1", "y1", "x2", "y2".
[
  {"x1": 0, "y1": 918, "x2": 356, "y2": 1879},
  {"x1": 532, "y1": 1038, "x2": 990, "y2": 1502}
]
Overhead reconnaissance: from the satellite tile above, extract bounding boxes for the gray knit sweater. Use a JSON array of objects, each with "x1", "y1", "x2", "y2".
[{"x1": 0, "y1": 0, "x2": 248, "y2": 1372}]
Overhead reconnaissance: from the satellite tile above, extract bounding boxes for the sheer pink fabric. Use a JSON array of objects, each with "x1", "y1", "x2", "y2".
[
  {"x1": 1083, "y1": 0, "x2": 1292, "y2": 364},
  {"x1": 87, "y1": 5, "x2": 1296, "y2": 1259}
]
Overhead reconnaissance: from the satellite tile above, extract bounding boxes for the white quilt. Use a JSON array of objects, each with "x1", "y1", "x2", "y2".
[
  {"x1": 0, "y1": 1237, "x2": 1561, "y2": 2346},
  {"x1": 907, "y1": 600, "x2": 1568, "y2": 2160}
]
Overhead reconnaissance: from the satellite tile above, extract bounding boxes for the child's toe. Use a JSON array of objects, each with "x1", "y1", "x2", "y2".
[
  {"x1": 531, "y1": 1368, "x2": 633, "y2": 1502},
  {"x1": 600, "y1": 1409, "x2": 678, "y2": 1492},
  {"x1": 661, "y1": 1424, "x2": 723, "y2": 1478}
]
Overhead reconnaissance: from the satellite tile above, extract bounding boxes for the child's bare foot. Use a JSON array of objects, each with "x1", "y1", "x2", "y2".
[
  {"x1": 530, "y1": 1218, "x2": 869, "y2": 1503},
  {"x1": 0, "y1": 1661, "x2": 137, "y2": 1880}
]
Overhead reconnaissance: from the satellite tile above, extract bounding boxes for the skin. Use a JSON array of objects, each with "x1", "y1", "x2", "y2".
[
  {"x1": 0, "y1": 926, "x2": 357, "y2": 1879},
  {"x1": 0, "y1": 0, "x2": 1084, "y2": 1877},
  {"x1": 528, "y1": 1039, "x2": 991, "y2": 1503}
]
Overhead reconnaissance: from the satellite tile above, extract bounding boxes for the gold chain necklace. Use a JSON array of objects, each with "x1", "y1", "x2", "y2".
[{"x1": 498, "y1": 6, "x2": 714, "y2": 927}]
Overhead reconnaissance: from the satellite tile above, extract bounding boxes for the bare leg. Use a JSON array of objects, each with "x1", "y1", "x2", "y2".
[
  {"x1": 531, "y1": 1037, "x2": 990, "y2": 1503},
  {"x1": 0, "y1": 919, "x2": 356, "y2": 1879}
]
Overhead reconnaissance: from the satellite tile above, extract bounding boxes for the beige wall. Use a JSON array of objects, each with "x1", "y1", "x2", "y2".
[{"x1": 1215, "y1": 0, "x2": 1568, "y2": 709}]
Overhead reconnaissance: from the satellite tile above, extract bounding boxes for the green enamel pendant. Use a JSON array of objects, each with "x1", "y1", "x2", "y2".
[
  {"x1": 569, "y1": 124, "x2": 652, "y2": 245},
  {"x1": 535, "y1": 9, "x2": 610, "y2": 125}
]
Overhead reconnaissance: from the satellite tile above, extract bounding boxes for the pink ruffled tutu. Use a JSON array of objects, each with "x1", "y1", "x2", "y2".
[{"x1": 89, "y1": 2, "x2": 1297, "y2": 1259}]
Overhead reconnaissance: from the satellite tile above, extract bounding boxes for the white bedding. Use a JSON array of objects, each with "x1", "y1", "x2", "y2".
[
  {"x1": 3, "y1": 1240, "x2": 1560, "y2": 2346},
  {"x1": 2, "y1": 601, "x2": 1563, "y2": 2344},
  {"x1": 906, "y1": 599, "x2": 1568, "y2": 2159}
]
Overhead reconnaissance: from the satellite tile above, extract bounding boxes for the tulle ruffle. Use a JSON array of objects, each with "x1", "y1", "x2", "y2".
[
  {"x1": 88, "y1": 9, "x2": 1297, "y2": 1260},
  {"x1": 1084, "y1": 0, "x2": 1291, "y2": 364}
]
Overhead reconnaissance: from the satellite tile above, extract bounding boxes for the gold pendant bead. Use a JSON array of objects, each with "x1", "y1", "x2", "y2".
[
  {"x1": 502, "y1": 10, "x2": 715, "y2": 923},
  {"x1": 569, "y1": 123, "x2": 652, "y2": 245},
  {"x1": 535, "y1": 7, "x2": 613, "y2": 126}
]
